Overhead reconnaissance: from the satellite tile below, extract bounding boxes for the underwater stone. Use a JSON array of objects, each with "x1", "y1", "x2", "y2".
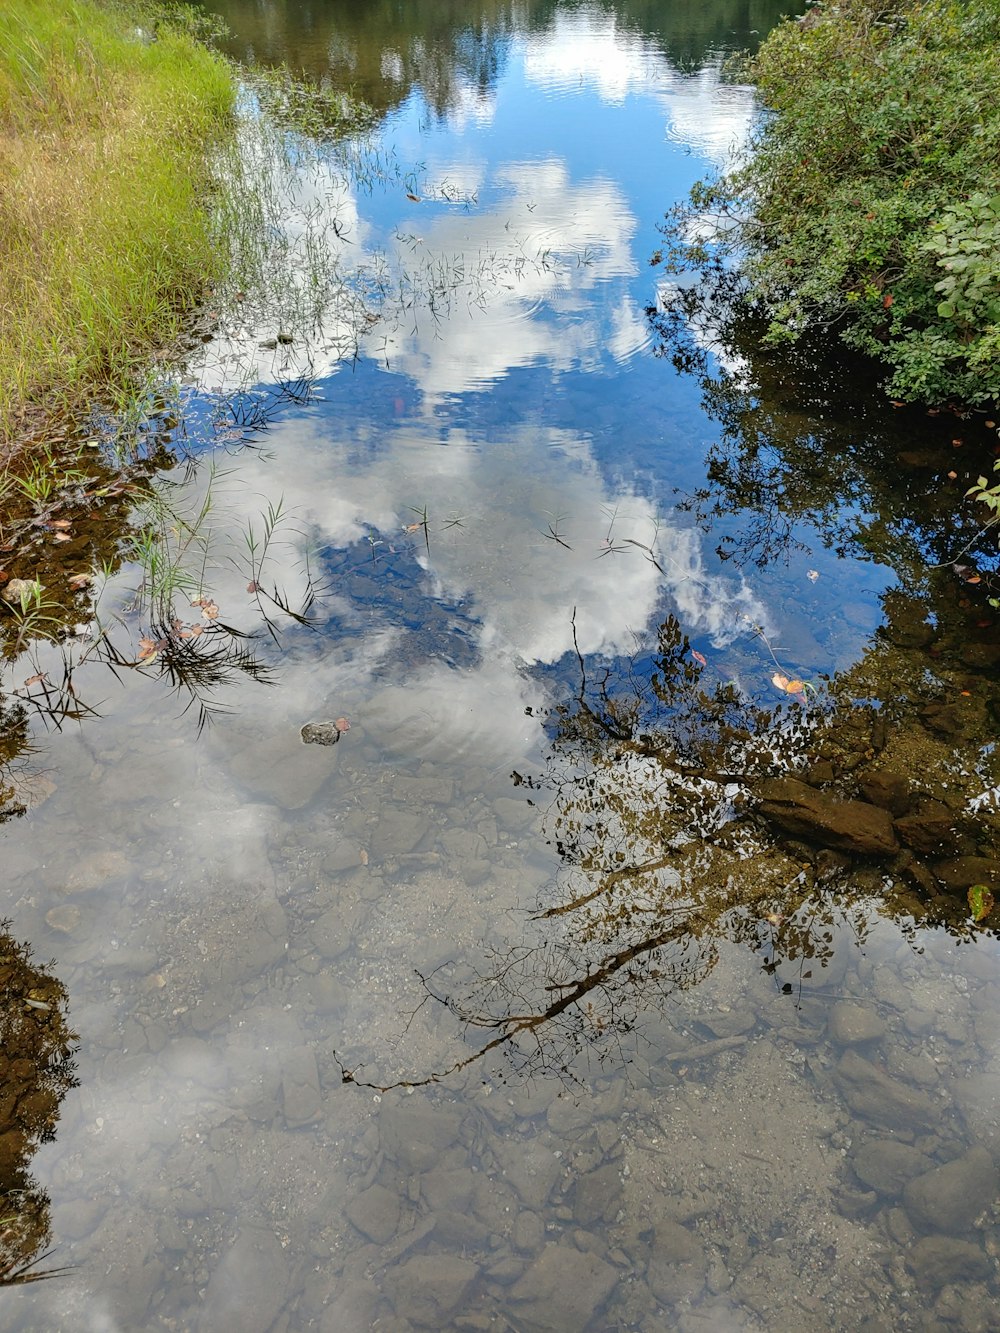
[
  {"x1": 509, "y1": 1243, "x2": 618, "y2": 1333},
  {"x1": 756, "y1": 778, "x2": 898, "y2": 856},
  {"x1": 383, "y1": 1254, "x2": 478, "y2": 1327},
  {"x1": 903, "y1": 1147, "x2": 999, "y2": 1233},
  {"x1": 905, "y1": 1236, "x2": 991, "y2": 1288}
]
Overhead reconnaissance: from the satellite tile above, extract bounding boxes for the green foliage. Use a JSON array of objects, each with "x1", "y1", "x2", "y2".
[
  {"x1": 0, "y1": 0, "x2": 235, "y2": 437},
  {"x1": 658, "y1": 0, "x2": 1000, "y2": 407}
]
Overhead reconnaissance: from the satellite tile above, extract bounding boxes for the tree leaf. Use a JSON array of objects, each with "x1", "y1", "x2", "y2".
[{"x1": 968, "y1": 884, "x2": 994, "y2": 921}]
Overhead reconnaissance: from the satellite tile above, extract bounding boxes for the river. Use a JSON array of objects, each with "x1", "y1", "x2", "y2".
[{"x1": 2, "y1": 0, "x2": 1000, "y2": 1328}]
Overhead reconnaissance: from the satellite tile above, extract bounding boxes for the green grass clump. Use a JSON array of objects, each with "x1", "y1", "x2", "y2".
[
  {"x1": 658, "y1": 0, "x2": 1000, "y2": 408},
  {"x1": 0, "y1": 0, "x2": 235, "y2": 440}
]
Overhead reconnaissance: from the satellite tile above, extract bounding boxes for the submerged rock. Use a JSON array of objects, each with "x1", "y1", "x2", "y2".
[
  {"x1": 903, "y1": 1147, "x2": 999, "y2": 1233},
  {"x1": 756, "y1": 778, "x2": 898, "y2": 856},
  {"x1": 383, "y1": 1254, "x2": 478, "y2": 1327},
  {"x1": 851, "y1": 1140, "x2": 933, "y2": 1197},
  {"x1": 905, "y1": 1236, "x2": 991, "y2": 1288},
  {"x1": 509, "y1": 1243, "x2": 618, "y2": 1332},
  {"x1": 834, "y1": 1050, "x2": 938, "y2": 1131}
]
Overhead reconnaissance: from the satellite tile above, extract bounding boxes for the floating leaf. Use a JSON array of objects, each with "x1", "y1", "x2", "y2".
[
  {"x1": 68, "y1": 572, "x2": 92, "y2": 588},
  {"x1": 968, "y1": 884, "x2": 994, "y2": 922},
  {"x1": 691, "y1": 650, "x2": 707, "y2": 667},
  {"x1": 200, "y1": 599, "x2": 220, "y2": 620},
  {"x1": 50, "y1": 518, "x2": 73, "y2": 529},
  {"x1": 406, "y1": 192, "x2": 421, "y2": 202},
  {"x1": 806, "y1": 569, "x2": 819, "y2": 582},
  {"x1": 189, "y1": 623, "x2": 204, "y2": 638},
  {"x1": 335, "y1": 717, "x2": 351, "y2": 732},
  {"x1": 247, "y1": 580, "x2": 261, "y2": 593},
  {"x1": 51, "y1": 531, "x2": 72, "y2": 543},
  {"x1": 23, "y1": 674, "x2": 45, "y2": 687}
]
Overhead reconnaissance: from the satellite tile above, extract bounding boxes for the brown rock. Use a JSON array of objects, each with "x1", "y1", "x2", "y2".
[
  {"x1": 932, "y1": 857, "x2": 1000, "y2": 891},
  {"x1": 859, "y1": 770, "x2": 911, "y2": 817},
  {"x1": 756, "y1": 778, "x2": 898, "y2": 856}
]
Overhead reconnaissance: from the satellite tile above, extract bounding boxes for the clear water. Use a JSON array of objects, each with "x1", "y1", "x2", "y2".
[{"x1": 3, "y1": 1, "x2": 1000, "y2": 1329}]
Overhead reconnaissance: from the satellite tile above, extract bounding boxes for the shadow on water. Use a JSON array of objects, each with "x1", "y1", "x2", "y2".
[{"x1": 0, "y1": 925, "x2": 77, "y2": 1287}]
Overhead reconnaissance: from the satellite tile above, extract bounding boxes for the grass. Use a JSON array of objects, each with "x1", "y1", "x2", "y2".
[{"x1": 0, "y1": 0, "x2": 235, "y2": 440}]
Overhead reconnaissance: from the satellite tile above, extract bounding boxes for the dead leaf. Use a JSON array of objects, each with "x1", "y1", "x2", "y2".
[
  {"x1": 771, "y1": 671, "x2": 806, "y2": 696},
  {"x1": 137, "y1": 636, "x2": 162, "y2": 663},
  {"x1": 200, "y1": 599, "x2": 219, "y2": 620},
  {"x1": 691, "y1": 650, "x2": 707, "y2": 667},
  {"x1": 247, "y1": 580, "x2": 261, "y2": 593},
  {"x1": 69, "y1": 573, "x2": 92, "y2": 588},
  {"x1": 51, "y1": 531, "x2": 72, "y2": 542},
  {"x1": 883, "y1": 293, "x2": 893, "y2": 308},
  {"x1": 50, "y1": 518, "x2": 73, "y2": 529},
  {"x1": 189, "y1": 623, "x2": 204, "y2": 637},
  {"x1": 359, "y1": 849, "x2": 369, "y2": 866},
  {"x1": 23, "y1": 673, "x2": 45, "y2": 687},
  {"x1": 806, "y1": 569, "x2": 819, "y2": 582},
  {"x1": 335, "y1": 717, "x2": 351, "y2": 732},
  {"x1": 406, "y1": 192, "x2": 421, "y2": 202},
  {"x1": 403, "y1": 523, "x2": 423, "y2": 533}
]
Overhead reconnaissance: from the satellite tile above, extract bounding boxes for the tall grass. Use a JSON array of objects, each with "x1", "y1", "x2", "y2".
[{"x1": 0, "y1": 0, "x2": 234, "y2": 440}]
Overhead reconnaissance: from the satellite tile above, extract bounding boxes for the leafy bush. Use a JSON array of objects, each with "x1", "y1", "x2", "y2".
[{"x1": 656, "y1": 0, "x2": 1000, "y2": 407}]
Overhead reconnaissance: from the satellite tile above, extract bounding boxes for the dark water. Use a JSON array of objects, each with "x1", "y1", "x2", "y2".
[{"x1": 2, "y1": 0, "x2": 1000, "y2": 1328}]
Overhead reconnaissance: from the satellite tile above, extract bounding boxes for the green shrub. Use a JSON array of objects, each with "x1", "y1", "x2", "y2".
[{"x1": 657, "y1": 0, "x2": 1000, "y2": 407}]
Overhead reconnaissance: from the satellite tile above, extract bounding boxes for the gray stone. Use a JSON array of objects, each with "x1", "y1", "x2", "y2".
[
  {"x1": 219, "y1": 897, "x2": 288, "y2": 983},
  {"x1": 229, "y1": 732, "x2": 338, "y2": 810},
  {"x1": 513, "y1": 1210, "x2": 545, "y2": 1254},
  {"x1": 756, "y1": 777, "x2": 898, "y2": 856},
  {"x1": 421, "y1": 1167, "x2": 474, "y2": 1212},
  {"x1": 45, "y1": 904, "x2": 82, "y2": 934},
  {"x1": 53, "y1": 1196, "x2": 108, "y2": 1240},
  {"x1": 905, "y1": 1236, "x2": 992, "y2": 1289},
  {"x1": 493, "y1": 797, "x2": 539, "y2": 832},
  {"x1": 498, "y1": 1138, "x2": 563, "y2": 1209},
  {"x1": 383, "y1": 1254, "x2": 478, "y2": 1327},
  {"x1": 345, "y1": 1184, "x2": 402, "y2": 1244},
  {"x1": 509, "y1": 1243, "x2": 618, "y2": 1333},
  {"x1": 851, "y1": 1140, "x2": 934, "y2": 1197},
  {"x1": 903, "y1": 1147, "x2": 999, "y2": 1233},
  {"x1": 281, "y1": 1046, "x2": 322, "y2": 1127},
  {"x1": 834, "y1": 1049, "x2": 939, "y2": 1130},
  {"x1": 829, "y1": 1002, "x2": 886, "y2": 1045},
  {"x1": 573, "y1": 1163, "x2": 623, "y2": 1226},
  {"x1": 310, "y1": 900, "x2": 369, "y2": 960},
  {"x1": 433, "y1": 1210, "x2": 491, "y2": 1248},
  {"x1": 319, "y1": 1279, "x2": 380, "y2": 1331},
  {"x1": 646, "y1": 1221, "x2": 707, "y2": 1305},
  {"x1": 199, "y1": 1226, "x2": 290, "y2": 1333},
  {"x1": 372, "y1": 807, "x2": 431, "y2": 860},
  {"x1": 379, "y1": 1101, "x2": 466, "y2": 1173}
]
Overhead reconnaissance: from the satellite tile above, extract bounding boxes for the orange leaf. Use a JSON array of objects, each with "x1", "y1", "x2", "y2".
[
  {"x1": 691, "y1": 650, "x2": 707, "y2": 667},
  {"x1": 883, "y1": 293, "x2": 893, "y2": 308}
]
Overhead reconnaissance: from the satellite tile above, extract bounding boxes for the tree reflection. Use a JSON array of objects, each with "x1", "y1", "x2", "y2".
[
  {"x1": 0, "y1": 925, "x2": 77, "y2": 1285},
  {"x1": 209, "y1": 0, "x2": 797, "y2": 120},
  {"x1": 341, "y1": 580, "x2": 999, "y2": 1092}
]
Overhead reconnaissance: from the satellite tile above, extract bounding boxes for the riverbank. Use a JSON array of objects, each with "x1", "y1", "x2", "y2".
[
  {"x1": 0, "y1": 0, "x2": 234, "y2": 447},
  {"x1": 658, "y1": 0, "x2": 1000, "y2": 414}
]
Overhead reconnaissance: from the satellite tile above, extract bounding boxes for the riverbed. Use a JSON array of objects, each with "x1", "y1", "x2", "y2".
[{"x1": 3, "y1": 1, "x2": 1000, "y2": 1329}]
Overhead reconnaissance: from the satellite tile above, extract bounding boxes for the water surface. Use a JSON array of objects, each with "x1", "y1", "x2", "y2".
[{"x1": 3, "y1": 1, "x2": 1000, "y2": 1329}]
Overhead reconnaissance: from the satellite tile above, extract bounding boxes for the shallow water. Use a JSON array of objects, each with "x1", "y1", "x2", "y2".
[{"x1": 3, "y1": 1, "x2": 1000, "y2": 1329}]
